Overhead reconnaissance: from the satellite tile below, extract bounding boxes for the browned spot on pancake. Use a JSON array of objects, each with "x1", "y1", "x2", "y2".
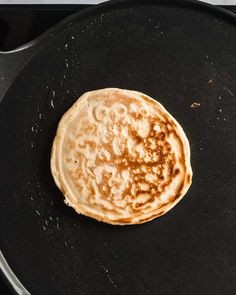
[
  {"x1": 113, "y1": 218, "x2": 132, "y2": 224},
  {"x1": 66, "y1": 158, "x2": 72, "y2": 163},
  {"x1": 174, "y1": 168, "x2": 180, "y2": 175},
  {"x1": 65, "y1": 138, "x2": 76, "y2": 152},
  {"x1": 172, "y1": 193, "x2": 181, "y2": 201},
  {"x1": 159, "y1": 132, "x2": 166, "y2": 141},
  {"x1": 168, "y1": 161, "x2": 174, "y2": 175},
  {"x1": 186, "y1": 174, "x2": 191, "y2": 184}
]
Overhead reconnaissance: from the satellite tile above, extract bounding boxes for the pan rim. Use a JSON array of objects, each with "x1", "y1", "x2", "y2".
[{"x1": 0, "y1": 0, "x2": 235, "y2": 56}]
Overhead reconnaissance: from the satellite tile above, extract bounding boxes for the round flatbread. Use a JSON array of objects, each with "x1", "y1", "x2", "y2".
[{"x1": 51, "y1": 88, "x2": 192, "y2": 225}]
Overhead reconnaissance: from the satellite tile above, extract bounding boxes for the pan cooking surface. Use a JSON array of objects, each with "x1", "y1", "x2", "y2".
[{"x1": 0, "y1": 1, "x2": 235, "y2": 294}]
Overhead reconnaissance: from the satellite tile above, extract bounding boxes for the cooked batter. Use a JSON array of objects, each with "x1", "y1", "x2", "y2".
[{"x1": 51, "y1": 88, "x2": 192, "y2": 225}]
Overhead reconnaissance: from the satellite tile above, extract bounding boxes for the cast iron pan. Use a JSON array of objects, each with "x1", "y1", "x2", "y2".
[{"x1": 0, "y1": 0, "x2": 236, "y2": 294}]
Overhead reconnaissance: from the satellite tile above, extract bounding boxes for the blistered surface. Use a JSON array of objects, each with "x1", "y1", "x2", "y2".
[{"x1": 52, "y1": 89, "x2": 192, "y2": 224}]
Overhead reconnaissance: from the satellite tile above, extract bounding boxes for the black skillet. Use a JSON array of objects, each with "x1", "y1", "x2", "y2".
[{"x1": 0, "y1": 0, "x2": 236, "y2": 294}]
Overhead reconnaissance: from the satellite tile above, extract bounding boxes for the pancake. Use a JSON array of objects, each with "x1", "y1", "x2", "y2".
[{"x1": 51, "y1": 88, "x2": 192, "y2": 225}]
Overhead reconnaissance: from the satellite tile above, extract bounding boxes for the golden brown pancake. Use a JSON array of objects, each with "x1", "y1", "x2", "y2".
[{"x1": 51, "y1": 88, "x2": 192, "y2": 225}]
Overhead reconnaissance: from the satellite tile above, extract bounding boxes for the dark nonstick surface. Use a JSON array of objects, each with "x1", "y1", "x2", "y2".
[{"x1": 0, "y1": 1, "x2": 235, "y2": 294}]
